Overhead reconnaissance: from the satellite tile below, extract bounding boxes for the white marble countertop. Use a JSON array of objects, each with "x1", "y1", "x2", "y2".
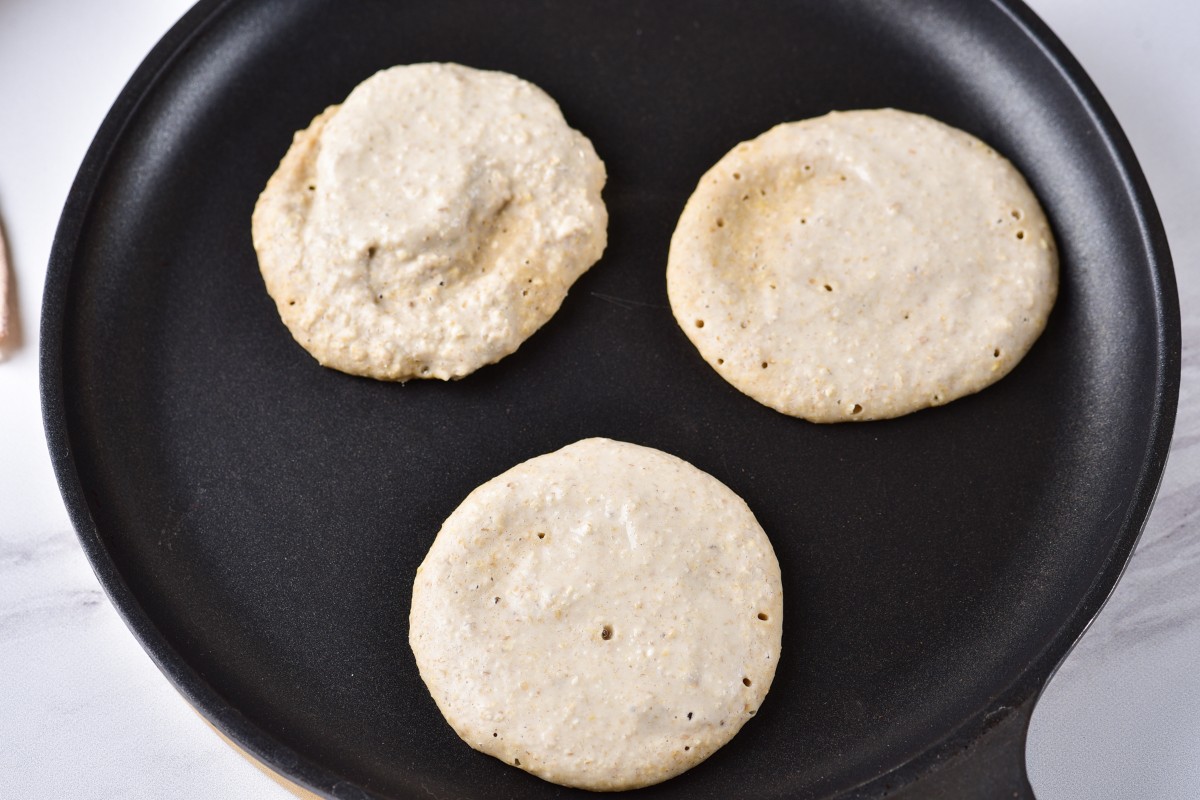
[{"x1": 1, "y1": 0, "x2": 1197, "y2": 797}]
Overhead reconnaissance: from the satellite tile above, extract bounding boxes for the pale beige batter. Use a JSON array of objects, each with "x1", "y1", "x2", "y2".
[
  {"x1": 252, "y1": 63, "x2": 607, "y2": 380},
  {"x1": 409, "y1": 438, "x2": 783, "y2": 790},
  {"x1": 668, "y1": 109, "x2": 1058, "y2": 422}
]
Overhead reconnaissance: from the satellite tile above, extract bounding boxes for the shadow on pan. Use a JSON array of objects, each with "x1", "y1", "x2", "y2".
[{"x1": 42, "y1": 0, "x2": 1178, "y2": 797}]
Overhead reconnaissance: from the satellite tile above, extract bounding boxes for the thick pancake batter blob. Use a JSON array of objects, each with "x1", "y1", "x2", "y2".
[{"x1": 253, "y1": 63, "x2": 607, "y2": 380}]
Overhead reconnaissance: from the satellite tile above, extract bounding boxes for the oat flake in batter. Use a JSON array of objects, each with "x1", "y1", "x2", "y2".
[
  {"x1": 252, "y1": 63, "x2": 607, "y2": 380},
  {"x1": 409, "y1": 438, "x2": 783, "y2": 790},
  {"x1": 668, "y1": 108, "x2": 1058, "y2": 422}
]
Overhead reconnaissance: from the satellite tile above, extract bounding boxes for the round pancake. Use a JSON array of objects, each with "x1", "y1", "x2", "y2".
[
  {"x1": 667, "y1": 108, "x2": 1058, "y2": 422},
  {"x1": 252, "y1": 63, "x2": 607, "y2": 380},
  {"x1": 409, "y1": 438, "x2": 783, "y2": 790}
]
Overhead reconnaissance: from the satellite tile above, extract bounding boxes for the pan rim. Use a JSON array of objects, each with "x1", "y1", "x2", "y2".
[
  {"x1": 39, "y1": 0, "x2": 1181, "y2": 797},
  {"x1": 840, "y1": 0, "x2": 1182, "y2": 794}
]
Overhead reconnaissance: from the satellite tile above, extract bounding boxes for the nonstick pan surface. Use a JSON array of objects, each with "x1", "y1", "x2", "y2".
[{"x1": 42, "y1": 0, "x2": 1179, "y2": 797}]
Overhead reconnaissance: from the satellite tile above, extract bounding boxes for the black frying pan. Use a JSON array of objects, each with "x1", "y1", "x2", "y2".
[{"x1": 41, "y1": 1, "x2": 1179, "y2": 797}]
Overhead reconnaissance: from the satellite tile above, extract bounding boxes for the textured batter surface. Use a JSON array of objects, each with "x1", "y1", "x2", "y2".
[
  {"x1": 252, "y1": 63, "x2": 607, "y2": 380},
  {"x1": 667, "y1": 108, "x2": 1058, "y2": 422},
  {"x1": 409, "y1": 438, "x2": 783, "y2": 790}
]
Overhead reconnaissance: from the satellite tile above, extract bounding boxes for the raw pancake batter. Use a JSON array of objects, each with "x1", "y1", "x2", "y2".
[
  {"x1": 253, "y1": 63, "x2": 607, "y2": 380},
  {"x1": 667, "y1": 109, "x2": 1058, "y2": 422},
  {"x1": 409, "y1": 438, "x2": 783, "y2": 790}
]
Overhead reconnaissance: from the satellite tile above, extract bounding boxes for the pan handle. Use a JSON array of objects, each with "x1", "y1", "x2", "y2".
[{"x1": 887, "y1": 694, "x2": 1036, "y2": 799}]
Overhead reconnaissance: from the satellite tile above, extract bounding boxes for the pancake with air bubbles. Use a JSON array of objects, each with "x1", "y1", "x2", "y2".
[
  {"x1": 409, "y1": 438, "x2": 783, "y2": 790},
  {"x1": 667, "y1": 108, "x2": 1058, "y2": 422}
]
